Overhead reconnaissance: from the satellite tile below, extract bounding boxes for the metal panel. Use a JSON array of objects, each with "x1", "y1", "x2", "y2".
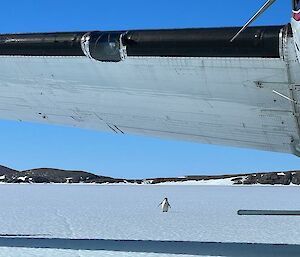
[{"x1": 0, "y1": 52, "x2": 296, "y2": 154}]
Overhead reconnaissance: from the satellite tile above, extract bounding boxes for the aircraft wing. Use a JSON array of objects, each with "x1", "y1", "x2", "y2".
[{"x1": 0, "y1": 24, "x2": 299, "y2": 155}]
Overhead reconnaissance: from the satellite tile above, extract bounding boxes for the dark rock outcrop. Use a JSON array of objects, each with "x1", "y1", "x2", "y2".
[
  {"x1": 292, "y1": 172, "x2": 300, "y2": 185},
  {"x1": 0, "y1": 165, "x2": 18, "y2": 176},
  {"x1": 0, "y1": 166, "x2": 122, "y2": 184},
  {"x1": 0, "y1": 164, "x2": 299, "y2": 186},
  {"x1": 242, "y1": 172, "x2": 293, "y2": 185}
]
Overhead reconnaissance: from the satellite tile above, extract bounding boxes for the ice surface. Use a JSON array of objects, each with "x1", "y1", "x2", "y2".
[
  {"x1": 0, "y1": 184, "x2": 299, "y2": 256},
  {"x1": 156, "y1": 177, "x2": 236, "y2": 185}
]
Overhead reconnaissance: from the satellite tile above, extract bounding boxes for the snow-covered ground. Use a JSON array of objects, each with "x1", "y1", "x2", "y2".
[
  {"x1": 0, "y1": 184, "x2": 299, "y2": 256},
  {"x1": 153, "y1": 177, "x2": 239, "y2": 185}
]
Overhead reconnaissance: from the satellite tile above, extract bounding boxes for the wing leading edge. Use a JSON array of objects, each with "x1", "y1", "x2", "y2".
[{"x1": 0, "y1": 26, "x2": 282, "y2": 59}]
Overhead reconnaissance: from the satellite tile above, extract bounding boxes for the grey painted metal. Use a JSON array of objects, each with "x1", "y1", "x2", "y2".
[
  {"x1": 238, "y1": 210, "x2": 300, "y2": 216},
  {"x1": 0, "y1": 28, "x2": 298, "y2": 155}
]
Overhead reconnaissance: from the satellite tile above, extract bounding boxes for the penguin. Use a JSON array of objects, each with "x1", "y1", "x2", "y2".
[{"x1": 158, "y1": 197, "x2": 171, "y2": 212}]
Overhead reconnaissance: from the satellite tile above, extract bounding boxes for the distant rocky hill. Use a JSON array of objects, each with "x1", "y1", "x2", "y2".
[
  {"x1": 0, "y1": 166, "x2": 128, "y2": 184},
  {"x1": 0, "y1": 165, "x2": 300, "y2": 185},
  {"x1": 0, "y1": 165, "x2": 18, "y2": 176},
  {"x1": 145, "y1": 171, "x2": 300, "y2": 185}
]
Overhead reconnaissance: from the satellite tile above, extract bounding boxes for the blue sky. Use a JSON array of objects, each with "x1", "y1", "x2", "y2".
[{"x1": 0, "y1": 0, "x2": 299, "y2": 178}]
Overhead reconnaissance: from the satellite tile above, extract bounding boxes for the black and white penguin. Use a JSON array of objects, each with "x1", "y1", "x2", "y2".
[{"x1": 159, "y1": 197, "x2": 171, "y2": 212}]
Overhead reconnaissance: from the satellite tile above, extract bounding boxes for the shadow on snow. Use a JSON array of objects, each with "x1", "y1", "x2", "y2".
[{"x1": 0, "y1": 236, "x2": 298, "y2": 256}]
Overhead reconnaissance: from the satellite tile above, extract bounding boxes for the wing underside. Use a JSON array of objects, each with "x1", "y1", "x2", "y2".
[{"x1": 0, "y1": 25, "x2": 299, "y2": 155}]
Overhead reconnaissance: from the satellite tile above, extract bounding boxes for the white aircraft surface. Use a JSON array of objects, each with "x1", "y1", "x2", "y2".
[{"x1": 0, "y1": 0, "x2": 299, "y2": 157}]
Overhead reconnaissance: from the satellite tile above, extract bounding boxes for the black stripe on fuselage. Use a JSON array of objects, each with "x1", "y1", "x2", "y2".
[{"x1": 0, "y1": 25, "x2": 285, "y2": 58}]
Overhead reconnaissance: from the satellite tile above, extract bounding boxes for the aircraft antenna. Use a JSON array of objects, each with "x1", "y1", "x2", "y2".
[{"x1": 230, "y1": 0, "x2": 277, "y2": 42}]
